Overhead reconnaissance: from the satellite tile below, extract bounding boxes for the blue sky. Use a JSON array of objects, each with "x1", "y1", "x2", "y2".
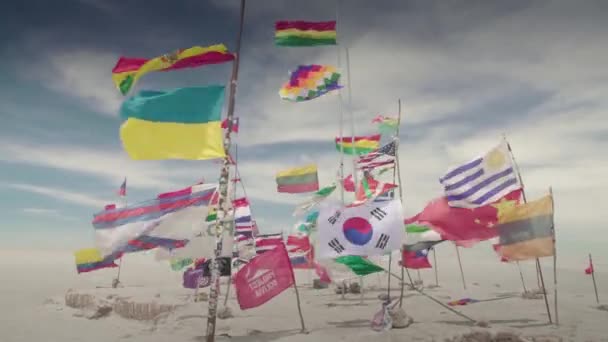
[{"x1": 1, "y1": 0, "x2": 607, "y2": 263}]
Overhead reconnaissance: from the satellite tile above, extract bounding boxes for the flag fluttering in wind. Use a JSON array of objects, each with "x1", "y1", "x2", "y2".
[
  {"x1": 357, "y1": 140, "x2": 396, "y2": 169},
  {"x1": 372, "y1": 115, "x2": 399, "y2": 136},
  {"x1": 286, "y1": 235, "x2": 314, "y2": 269},
  {"x1": 119, "y1": 86, "x2": 226, "y2": 160},
  {"x1": 255, "y1": 233, "x2": 284, "y2": 255},
  {"x1": 404, "y1": 223, "x2": 444, "y2": 251},
  {"x1": 279, "y1": 65, "x2": 341, "y2": 102},
  {"x1": 495, "y1": 194, "x2": 554, "y2": 261},
  {"x1": 351, "y1": 172, "x2": 397, "y2": 206},
  {"x1": 440, "y1": 139, "x2": 522, "y2": 208},
  {"x1": 234, "y1": 243, "x2": 295, "y2": 310},
  {"x1": 405, "y1": 189, "x2": 522, "y2": 246},
  {"x1": 92, "y1": 183, "x2": 217, "y2": 256},
  {"x1": 335, "y1": 134, "x2": 381, "y2": 155},
  {"x1": 293, "y1": 184, "x2": 336, "y2": 215},
  {"x1": 334, "y1": 255, "x2": 384, "y2": 276},
  {"x1": 118, "y1": 178, "x2": 127, "y2": 197},
  {"x1": 317, "y1": 199, "x2": 405, "y2": 259},
  {"x1": 274, "y1": 20, "x2": 337, "y2": 47},
  {"x1": 276, "y1": 164, "x2": 319, "y2": 193},
  {"x1": 74, "y1": 248, "x2": 121, "y2": 274},
  {"x1": 233, "y1": 197, "x2": 255, "y2": 240},
  {"x1": 401, "y1": 247, "x2": 432, "y2": 269},
  {"x1": 111, "y1": 44, "x2": 235, "y2": 95}
]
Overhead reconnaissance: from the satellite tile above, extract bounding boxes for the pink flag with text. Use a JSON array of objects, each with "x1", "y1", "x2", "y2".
[{"x1": 234, "y1": 243, "x2": 295, "y2": 310}]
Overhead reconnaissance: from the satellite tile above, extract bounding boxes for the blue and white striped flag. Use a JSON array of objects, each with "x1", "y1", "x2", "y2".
[{"x1": 440, "y1": 140, "x2": 521, "y2": 208}]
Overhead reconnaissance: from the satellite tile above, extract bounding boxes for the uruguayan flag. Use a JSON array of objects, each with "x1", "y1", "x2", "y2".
[{"x1": 440, "y1": 139, "x2": 521, "y2": 208}]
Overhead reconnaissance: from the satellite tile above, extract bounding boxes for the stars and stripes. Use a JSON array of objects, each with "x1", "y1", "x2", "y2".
[
  {"x1": 357, "y1": 140, "x2": 397, "y2": 170},
  {"x1": 440, "y1": 139, "x2": 521, "y2": 208}
]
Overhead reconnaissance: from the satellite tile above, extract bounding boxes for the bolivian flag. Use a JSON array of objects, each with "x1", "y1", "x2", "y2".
[
  {"x1": 495, "y1": 194, "x2": 554, "y2": 261},
  {"x1": 119, "y1": 86, "x2": 226, "y2": 160},
  {"x1": 335, "y1": 134, "x2": 381, "y2": 155}
]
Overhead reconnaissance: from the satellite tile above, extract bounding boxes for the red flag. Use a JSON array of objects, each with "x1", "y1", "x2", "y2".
[
  {"x1": 401, "y1": 250, "x2": 432, "y2": 269},
  {"x1": 313, "y1": 262, "x2": 331, "y2": 283},
  {"x1": 105, "y1": 204, "x2": 117, "y2": 210},
  {"x1": 405, "y1": 189, "x2": 522, "y2": 244},
  {"x1": 234, "y1": 243, "x2": 295, "y2": 310},
  {"x1": 342, "y1": 174, "x2": 355, "y2": 192},
  {"x1": 585, "y1": 260, "x2": 594, "y2": 275}
]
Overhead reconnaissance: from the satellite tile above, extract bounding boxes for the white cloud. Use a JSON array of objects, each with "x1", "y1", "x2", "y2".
[
  {"x1": 21, "y1": 208, "x2": 77, "y2": 221},
  {"x1": 6, "y1": 183, "x2": 109, "y2": 208}
]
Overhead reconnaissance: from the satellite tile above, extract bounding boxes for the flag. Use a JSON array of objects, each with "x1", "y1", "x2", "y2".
[
  {"x1": 74, "y1": 248, "x2": 121, "y2": 274},
  {"x1": 401, "y1": 248, "x2": 432, "y2": 269},
  {"x1": 372, "y1": 115, "x2": 399, "y2": 136},
  {"x1": 585, "y1": 259, "x2": 594, "y2": 275},
  {"x1": 183, "y1": 268, "x2": 211, "y2": 289},
  {"x1": 118, "y1": 178, "x2": 127, "y2": 197},
  {"x1": 495, "y1": 194, "x2": 554, "y2": 261},
  {"x1": 279, "y1": 65, "x2": 341, "y2": 102},
  {"x1": 404, "y1": 223, "x2": 444, "y2": 251},
  {"x1": 221, "y1": 117, "x2": 239, "y2": 133},
  {"x1": 205, "y1": 208, "x2": 218, "y2": 222},
  {"x1": 342, "y1": 174, "x2": 356, "y2": 192},
  {"x1": 334, "y1": 255, "x2": 384, "y2": 276},
  {"x1": 440, "y1": 139, "x2": 522, "y2": 208},
  {"x1": 405, "y1": 189, "x2": 522, "y2": 245},
  {"x1": 335, "y1": 135, "x2": 381, "y2": 155},
  {"x1": 112, "y1": 44, "x2": 234, "y2": 95},
  {"x1": 234, "y1": 243, "x2": 295, "y2": 310},
  {"x1": 313, "y1": 262, "x2": 332, "y2": 283},
  {"x1": 119, "y1": 235, "x2": 189, "y2": 253},
  {"x1": 92, "y1": 183, "x2": 217, "y2": 256},
  {"x1": 286, "y1": 235, "x2": 314, "y2": 268},
  {"x1": 293, "y1": 184, "x2": 336, "y2": 215},
  {"x1": 233, "y1": 197, "x2": 254, "y2": 239},
  {"x1": 317, "y1": 198, "x2": 405, "y2": 258},
  {"x1": 170, "y1": 257, "x2": 193, "y2": 271},
  {"x1": 255, "y1": 233, "x2": 284, "y2": 255},
  {"x1": 119, "y1": 86, "x2": 226, "y2": 160},
  {"x1": 358, "y1": 159, "x2": 395, "y2": 171},
  {"x1": 275, "y1": 20, "x2": 337, "y2": 46},
  {"x1": 351, "y1": 172, "x2": 397, "y2": 206},
  {"x1": 276, "y1": 164, "x2": 319, "y2": 193}
]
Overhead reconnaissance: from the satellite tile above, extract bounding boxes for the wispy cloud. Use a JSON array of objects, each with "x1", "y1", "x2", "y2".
[
  {"x1": 21, "y1": 208, "x2": 77, "y2": 221},
  {"x1": 6, "y1": 183, "x2": 108, "y2": 209}
]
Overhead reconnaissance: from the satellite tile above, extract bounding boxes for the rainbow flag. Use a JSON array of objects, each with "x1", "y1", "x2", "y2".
[
  {"x1": 74, "y1": 248, "x2": 121, "y2": 274},
  {"x1": 279, "y1": 65, "x2": 341, "y2": 102},
  {"x1": 120, "y1": 86, "x2": 226, "y2": 160},
  {"x1": 275, "y1": 21, "x2": 337, "y2": 46},
  {"x1": 335, "y1": 134, "x2": 381, "y2": 155},
  {"x1": 112, "y1": 44, "x2": 234, "y2": 95},
  {"x1": 276, "y1": 164, "x2": 319, "y2": 193}
]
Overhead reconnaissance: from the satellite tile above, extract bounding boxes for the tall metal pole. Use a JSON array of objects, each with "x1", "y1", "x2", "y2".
[
  {"x1": 589, "y1": 254, "x2": 600, "y2": 304},
  {"x1": 206, "y1": 1, "x2": 246, "y2": 341}
]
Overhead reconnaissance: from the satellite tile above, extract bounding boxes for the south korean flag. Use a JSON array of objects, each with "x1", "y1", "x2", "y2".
[{"x1": 317, "y1": 199, "x2": 405, "y2": 259}]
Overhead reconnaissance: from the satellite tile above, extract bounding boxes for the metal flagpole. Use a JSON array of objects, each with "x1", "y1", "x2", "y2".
[
  {"x1": 206, "y1": 0, "x2": 246, "y2": 341},
  {"x1": 505, "y1": 135, "x2": 552, "y2": 324},
  {"x1": 516, "y1": 262, "x2": 528, "y2": 294},
  {"x1": 549, "y1": 186, "x2": 558, "y2": 325},
  {"x1": 454, "y1": 244, "x2": 467, "y2": 290},
  {"x1": 433, "y1": 247, "x2": 439, "y2": 286},
  {"x1": 589, "y1": 253, "x2": 600, "y2": 304}
]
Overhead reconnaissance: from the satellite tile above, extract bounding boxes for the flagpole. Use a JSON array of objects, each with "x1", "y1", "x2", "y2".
[
  {"x1": 113, "y1": 184, "x2": 127, "y2": 289},
  {"x1": 292, "y1": 270, "x2": 308, "y2": 333},
  {"x1": 505, "y1": 135, "x2": 553, "y2": 324},
  {"x1": 589, "y1": 253, "x2": 600, "y2": 304},
  {"x1": 516, "y1": 262, "x2": 528, "y2": 294},
  {"x1": 206, "y1": 0, "x2": 246, "y2": 341},
  {"x1": 335, "y1": 2, "x2": 346, "y2": 301},
  {"x1": 454, "y1": 244, "x2": 467, "y2": 290},
  {"x1": 223, "y1": 144, "x2": 239, "y2": 308},
  {"x1": 549, "y1": 186, "x2": 558, "y2": 325},
  {"x1": 433, "y1": 247, "x2": 439, "y2": 286},
  {"x1": 394, "y1": 99, "x2": 415, "y2": 308}
]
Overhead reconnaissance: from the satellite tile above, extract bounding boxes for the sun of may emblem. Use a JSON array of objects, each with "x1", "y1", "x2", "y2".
[{"x1": 485, "y1": 148, "x2": 506, "y2": 171}]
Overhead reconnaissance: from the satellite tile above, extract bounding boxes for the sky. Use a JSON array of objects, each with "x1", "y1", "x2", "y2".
[{"x1": 0, "y1": 0, "x2": 607, "y2": 266}]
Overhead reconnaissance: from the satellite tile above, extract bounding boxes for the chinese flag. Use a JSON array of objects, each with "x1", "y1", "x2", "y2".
[
  {"x1": 405, "y1": 189, "x2": 522, "y2": 245},
  {"x1": 234, "y1": 243, "x2": 295, "y2": 310}
]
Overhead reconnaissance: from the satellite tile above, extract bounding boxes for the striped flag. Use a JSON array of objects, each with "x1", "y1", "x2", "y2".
[
  {"x1": 357, "y1": 140, "x2": 396, "y2": 164},
  {"x1": 233, "y1": 197, "x2": 254, "y2": 240},
  {"x1": 440, "y1": 139, "x2": 521, "y2": 208},
  {"x1": 286, "y1": 235, "x2": 314, "y2": 269},
  {"x1": 255, "y1": 233, "x2": 284, "y2": 255}
]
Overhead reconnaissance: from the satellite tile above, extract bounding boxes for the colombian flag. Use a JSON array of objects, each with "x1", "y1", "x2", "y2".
[{"x1": 74, "y1": 248, "x2": 121, "y2": 274}]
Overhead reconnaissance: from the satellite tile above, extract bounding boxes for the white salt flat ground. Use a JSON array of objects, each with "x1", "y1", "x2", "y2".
[{"x1": 1, "y1": 248, "x2": 607, "y2": 342}]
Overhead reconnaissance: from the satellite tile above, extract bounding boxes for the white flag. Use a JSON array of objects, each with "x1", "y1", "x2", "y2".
[{"x1": 317, "y1": 199, "x2": 404, "y2": 259}]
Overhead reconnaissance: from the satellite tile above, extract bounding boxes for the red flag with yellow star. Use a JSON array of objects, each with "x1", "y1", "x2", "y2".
[{"x1": 404, "y1": 189, "x2": 522, "y2": 245}]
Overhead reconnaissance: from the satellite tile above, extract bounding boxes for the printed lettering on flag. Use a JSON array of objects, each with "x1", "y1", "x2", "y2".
[
  {"x1": 317, "y1": 199, "x2": 404, "y2": 259},
  {"x1": 439, "y1": 139, "x2": 521, "y2": 208},
  {"x1": 234, "y1": 243, "x2": 295, "y2": 310}
]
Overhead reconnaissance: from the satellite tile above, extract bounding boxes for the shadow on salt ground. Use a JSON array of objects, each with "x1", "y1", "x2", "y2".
[
  {"x1": 327, "y1": 319, "x2": 370, "y2": 329},
  {"x1": 325, "y1": 302, "x2": 370, "y2": 308},
  {"x1": 509, "y1": 322, "x2": 553, "y2": 329},
  {"x1": 198, "y1": 328, "x2": 302, "y2": 342},
  {"x1": 437, "y1": 318, "x2": 538, "y2": 327}
]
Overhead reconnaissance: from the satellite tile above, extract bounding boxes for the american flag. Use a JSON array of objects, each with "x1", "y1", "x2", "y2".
[
  {"x1": 357, "y1": 140, "x2": 397, "y2": 170},
  {"x1": 117, "y1": 178, "x2": 127, "y2": 197},
  {"x1": 255, "y1": 233, "x2": 284, "y2": 255}
]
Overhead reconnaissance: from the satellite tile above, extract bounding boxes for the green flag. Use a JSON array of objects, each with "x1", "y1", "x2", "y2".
[{"x1": 335, "y1": 256, "x2": 384, "y2": 276}]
